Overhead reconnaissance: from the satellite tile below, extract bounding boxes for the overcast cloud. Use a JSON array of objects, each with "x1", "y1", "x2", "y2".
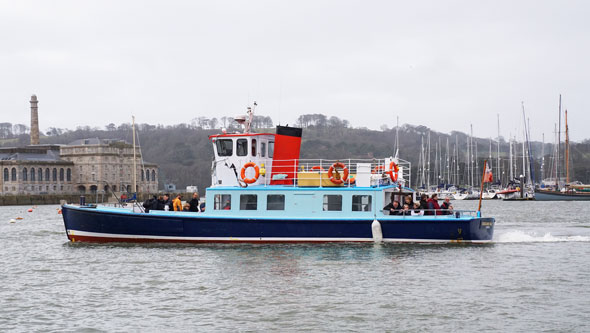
[{"x1": 1, "y1": 0, "x2": 588, "y2": 141}]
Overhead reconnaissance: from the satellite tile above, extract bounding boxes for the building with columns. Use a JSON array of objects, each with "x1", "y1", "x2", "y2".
[{"x1": 0, "y1": 95, "x2": 159, "y2": 196}]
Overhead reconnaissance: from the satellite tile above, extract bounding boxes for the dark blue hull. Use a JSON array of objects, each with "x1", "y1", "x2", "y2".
[{"x1": 62, "y1": 205, "x2": 494, "y2": 243}]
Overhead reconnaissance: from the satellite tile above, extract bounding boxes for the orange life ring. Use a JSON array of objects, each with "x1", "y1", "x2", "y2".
[
  {"x1": 311, "y1": 166, "x2": 325, "y2": 171},
  {"x1": 328, "y1": 162, "x2": 349, "y2": 185},
  {"x1": 241, "y1": 162, "x2": 260, "y2": 184},
  {"x1": 387, "y1": 161, "x2": 399, "y2": 182},
  {"x1": 372, "y1": 165, "x2": 385, "y2": 174}
]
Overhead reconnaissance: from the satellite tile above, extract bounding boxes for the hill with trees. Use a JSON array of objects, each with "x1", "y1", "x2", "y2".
[{"x1": 2, "y1": 114, "x2": 590, "y2": 194}]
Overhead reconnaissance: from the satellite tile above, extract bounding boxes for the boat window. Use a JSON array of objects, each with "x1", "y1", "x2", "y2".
[
  {"x1": 261, "y1": 142, "x2": 266, "y2": 157},
  {"x1": 237, "y1": 139, "x2": 248, "y2": 156},
  {"x1": 323, "y1": 195, "x2": 342, "y2": 211},
  {"x1": 352, "y1": 195, "x2": 372, "y2": 212},
  {"x1": 268, "y1": 141, "x2": 274, "y2": 158},
  {"x1": 214, "y1": 194, "x2": 232, "y2": 210},
  {"x1": 251, "y1": 139, "x2": 257, "y2": 156},
  {"x1": 267, "y1": 194, "x2": 285, "y2": 210},
  {"x1": 240, "y1": 194, "x2": 257, "y2": 210},
  {"x1": 216, "y1": 139, "x2": 233, "y2": 157}
]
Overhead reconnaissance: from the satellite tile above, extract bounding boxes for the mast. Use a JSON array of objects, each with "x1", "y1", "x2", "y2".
[
  {"x1": 132, "y1": 115, "x2": 137, "y2": 195},
  {"x1": 497, "y1": 114, "x2": 501, "y2": 186},
  {"x1": 427, "y1": 131, "x2": 431, "y2": 188},
  {"x1": 396, "y1": 116, "x2": 400, "y2": 157},
  {"x1": 557, "y1": 95, "x2": 561, "y2": 188},
  {"x1": 541, "y1": 133, "x2": 545, "y2": 181},
  {"x1": 509, "y1": 135, "x2": 513, "y2": 181},
  {"x1": 446, "y1": 137, "x2": 450, "y2": 185},
  {"x1": 565, "y1": 110, "x2": 569, "y2": 183},
  {"x1": 521, "y1": 103, "x2": 526, "y2": 182}
]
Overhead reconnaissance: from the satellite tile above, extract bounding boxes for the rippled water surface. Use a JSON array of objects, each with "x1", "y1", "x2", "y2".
[{"x1": 1, "y1": 201, "x2": 589, "y2": 332}]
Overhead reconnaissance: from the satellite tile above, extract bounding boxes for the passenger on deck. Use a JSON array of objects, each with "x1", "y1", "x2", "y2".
[
  {"x1": 402, "y1": 204, "x2": 411, "y2": 216},
  {"x1": 419, "y1": 194, "x2": 429, "y2": 210},
  {"x1": 383, "y1": 196, "x2": 402, "y2": 215},
  {"x1": 188, "y1": 192, "x2": 200, "y2": 212},
  {"x1": 426, "y1": 193, "x2": 442, "y2": 215},
  {"x1": 411, "y1": 202, "x2": 424, "y2": 216},
  {"x1": 403, "y1": 196, "x2": 414, "y2": 209},
  {"x1": 173, "y1": 195, "x2": 183, "y2": 211},
  {"x1": 440, "y1": 197, "x2": 453, "y2": 215},
  {"x1": 159, "y1": 194, "x2": 173, "y2": 211},
  {"x1": 200, "y1": 202, "x2": 206, "y2": 212}
]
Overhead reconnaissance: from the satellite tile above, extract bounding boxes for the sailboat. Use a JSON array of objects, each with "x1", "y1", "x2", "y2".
[{"x1": 535, "y1": 96, "x2": 590, "y2": 201}]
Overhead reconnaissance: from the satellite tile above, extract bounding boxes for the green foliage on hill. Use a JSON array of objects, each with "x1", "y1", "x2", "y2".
[{"x1": 3, "y1": 117, "x2": 590, "y2": 191}]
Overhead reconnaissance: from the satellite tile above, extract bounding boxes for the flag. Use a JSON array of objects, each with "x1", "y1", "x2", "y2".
[{"x1": 483, "y1": 161, "x2": 493, "y2": 183}]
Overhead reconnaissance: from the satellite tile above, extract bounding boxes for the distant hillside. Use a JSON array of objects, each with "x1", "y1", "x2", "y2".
[{"x1": 3, "y1": 118, "x2": 590, "y2": 192}]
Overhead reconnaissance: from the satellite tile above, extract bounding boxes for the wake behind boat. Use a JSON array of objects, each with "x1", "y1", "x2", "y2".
[{"x1": 62, "y1": 105, "x2": 495, "y2": 243}]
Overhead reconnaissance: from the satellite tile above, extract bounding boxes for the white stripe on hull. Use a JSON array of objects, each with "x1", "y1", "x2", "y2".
[{"x1": 67, "y1": 229, "x2": 490, "y2": 243}]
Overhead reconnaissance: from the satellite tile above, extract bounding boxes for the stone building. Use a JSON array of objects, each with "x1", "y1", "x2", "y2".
[
  {"x1": 0, "y1": 145, "x2": 75, "y2": 195},
  {"x1": 0, "y1": 94, "x2": 159, "y2": 196},
  {"x1": 60, "y1": 138, "x2": 158, "y2": 194}
]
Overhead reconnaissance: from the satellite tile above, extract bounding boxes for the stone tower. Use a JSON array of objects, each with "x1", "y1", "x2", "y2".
[{"x1": 30, "y1": 94, "x2": 39, "y2": 145}]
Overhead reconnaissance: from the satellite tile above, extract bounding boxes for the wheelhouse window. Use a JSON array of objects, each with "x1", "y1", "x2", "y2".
[
  {"x1": 268, "y1": 141, "x2": 274, "y2": 158},
  {"x1": 214, "y1": 194, "x2": 232, "y2": 210},
  {"x1": 240, "y1": 194, "x2": 257, "y2": 210},
  {"x1": 251, "y1": 139, "x2": 257, "y2": 156},
  {"x1": 267, "y1": 194, "x2": 285, "y2": 210},
  {"x1": 352, "y1": 195, "x2": 372, "y2": 212},
  {"x1": 261, "y1": 142, "x2": 266, "y2": 157},
  {"x1": 236, "y1": 139, "x2": 248, "y2": 156},
  {"x1": 323, "y1": 195, "x2": 342, "y2": 211},
  {"x1": 216, "y1": 139, "x2": 233, "y2": 156}
]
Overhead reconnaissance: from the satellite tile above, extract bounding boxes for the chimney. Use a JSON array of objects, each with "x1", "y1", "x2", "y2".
[{"x1": 30, "y1": 94, "x2": 39, "y2": 145}]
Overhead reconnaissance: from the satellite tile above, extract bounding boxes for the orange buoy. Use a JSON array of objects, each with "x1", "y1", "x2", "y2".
[
  {"x1": 58, "y1": 209, "x2": 62, "y2": 214},
  {"x1": 27, "y1": 208, "x2": 33, "y2": 212}
]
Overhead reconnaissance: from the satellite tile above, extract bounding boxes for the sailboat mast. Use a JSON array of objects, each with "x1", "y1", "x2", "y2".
[
  {"x1": 541, "y1": 133, "x2": 545, "y2": 181},
  {"x1": 132, "y1": 115, "x2": 137, "y2": 195},
  {"x1": 565, "y1": 110, "x2": 570, "y2": 183},
  {"x1": 427, "y1": 131, "x2": 431, "y2": 188},
  {"x1": 497, "y1": 114, "x2": 501, "y2": 186},
  {"x1": 557, "y1": 95, "x2": 561, "y2": 188},
  {"x1": 509, "y1": 135, "x2": 513, "y2": 181}
]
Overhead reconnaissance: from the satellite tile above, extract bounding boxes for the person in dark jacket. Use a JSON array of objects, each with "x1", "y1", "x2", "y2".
[
  {"x1": 383, "y1": 197, "x2": 403, "y2": 215},
  {"x1": 142, "y1": 195, "x2": 159, "y2": 213},
  {"x1": 403, "y1": 195, "x2": 414, "y2": 210},
  {"x1": 156, "y1": 194, "x2": 172, "y2": 211},
  {"x1": 419, "y1": 194, "x2": 429, "y2": 210},
  {"x1": 426, "y1": 193, "x2": 442, "y2": 215},
  {"x1": 440, "y1": 197, "x2": 453, "y2": 215},
  {"x1": 188, "y1": 192, "x2": 200, "y2": 212}
]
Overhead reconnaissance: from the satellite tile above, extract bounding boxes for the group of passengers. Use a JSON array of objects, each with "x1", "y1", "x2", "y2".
[
  {"x1": 383, "y1": 193, "x2": 453, "y2": 216},
  {"x1": 143, "y1": 192, "x2": 204, "y2": 213}
]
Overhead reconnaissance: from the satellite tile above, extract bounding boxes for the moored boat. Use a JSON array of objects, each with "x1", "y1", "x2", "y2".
[{"x1": 62, "y1": 107, "x2": 495, "y2": 244}]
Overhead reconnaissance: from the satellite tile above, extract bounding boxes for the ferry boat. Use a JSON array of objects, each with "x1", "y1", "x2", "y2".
[{"x1": 61, "y1": 108, "x2": 495, "y2": 243}]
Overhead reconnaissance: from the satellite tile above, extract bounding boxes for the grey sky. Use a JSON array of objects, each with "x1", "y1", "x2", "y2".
[{"x1": 1, "y1": 0, "x2": 588, "y2": 142}]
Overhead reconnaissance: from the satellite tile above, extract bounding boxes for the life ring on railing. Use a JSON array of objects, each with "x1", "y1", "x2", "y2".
[
  {"x1": 328, "y1": 162, "x2": 349, "y2": 185},
  {"x1": 311, "y1": 165, "x2": 325, "y2": 172},
  {"x1": 372, "y1": 165, "x2": 385, "y2": 174},
  {"x1": 241, "y1": 162, "x2": 260, "y2": 184},
  {"x1": 387, "y1": 161, "x2": 399, "y2": 182}
]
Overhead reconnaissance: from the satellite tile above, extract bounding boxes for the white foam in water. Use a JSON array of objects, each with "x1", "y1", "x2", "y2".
[{"x1": 495, "y1": 230, "x2": 590, "y2": 243}]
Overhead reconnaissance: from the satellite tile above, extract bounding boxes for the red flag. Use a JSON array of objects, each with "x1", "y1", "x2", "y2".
[{"x1": 483, "y1": 161, "x2": 493, "y2": 183}]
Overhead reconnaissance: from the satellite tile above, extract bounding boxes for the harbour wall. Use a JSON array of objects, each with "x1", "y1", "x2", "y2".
[{"x1": 0, "y1": 193, "x2": 157, "y2": 206}]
